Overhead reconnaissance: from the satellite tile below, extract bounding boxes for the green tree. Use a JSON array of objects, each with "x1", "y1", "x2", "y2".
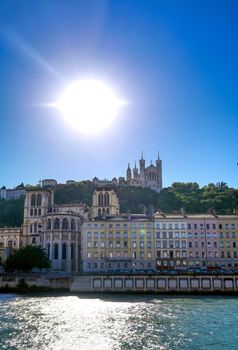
[{"x1": 4, "y1": 246, "x2": 50, "y2": 272}]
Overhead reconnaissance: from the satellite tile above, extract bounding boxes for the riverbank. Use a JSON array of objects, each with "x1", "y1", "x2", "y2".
[{"x1": 1, "y1": 273, "x2": 238, "y2": 294}]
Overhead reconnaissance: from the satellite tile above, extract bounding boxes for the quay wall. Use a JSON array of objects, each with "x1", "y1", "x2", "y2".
[
  {"x1": 1, "y1": 274, "x2": 238, "y2": 293},
  {"x1": 0, "y1": 274, "x2": 70, "y2": 290},
  {"x1": 70, "y1": 274, "x2": 238, "y2": 293}
]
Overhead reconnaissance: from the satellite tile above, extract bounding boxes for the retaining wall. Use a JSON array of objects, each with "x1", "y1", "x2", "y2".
[{"x1": 70, "y1": 274, "x2": 238, "y2": 293}]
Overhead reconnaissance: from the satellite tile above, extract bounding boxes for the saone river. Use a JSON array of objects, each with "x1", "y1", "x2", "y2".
[{"x1": 0, "y1": 293, "x2": 238, "y2": 350}]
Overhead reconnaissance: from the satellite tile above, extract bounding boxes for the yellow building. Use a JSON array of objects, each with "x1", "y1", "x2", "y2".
[
  {"x1": 81, "y1": 214, "x2": 155, "y2": 273},
  {"x1": 217, "y1": 216, "x2": 238, "y2": 268}
]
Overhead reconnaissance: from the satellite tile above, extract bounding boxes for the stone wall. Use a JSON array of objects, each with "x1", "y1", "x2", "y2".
[{"x1": 70, "y1": 274, "x2": 238, "y2": 293}]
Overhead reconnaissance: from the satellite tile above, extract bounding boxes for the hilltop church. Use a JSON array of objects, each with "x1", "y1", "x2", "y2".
[{"x1": 126, "y1": 153, "x2": 162, "y2": 192}]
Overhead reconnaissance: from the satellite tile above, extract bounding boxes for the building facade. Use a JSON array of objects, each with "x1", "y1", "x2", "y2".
[
  {"x1": 0, "y1": 227, "x2": 22, "y2": 265},
  {"x1": 81, "y1": 214, "x2": 155, "y2": 273},
  {"x1": 22, "y1": 189, "x2": 90, "y2": 272}
]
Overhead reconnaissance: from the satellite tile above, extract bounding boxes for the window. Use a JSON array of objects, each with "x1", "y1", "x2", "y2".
[
  {"x1": 148, "y1": 252, "x2": 152, "y2": 259},
  {"x1": 47, "y1": 243, "x2": 50, "y2": 258},
  {"x1": 123, "y1": 231, "x2": 128, "y2": 238},
  {"x1": 101, "y1": 241, "x2": 105, "y2": 248},
  {"x1": 87, "y1": 232, "x2": 92, "y2": 239},
  {"x1": 54, "y1": 243, "x2": 58, "y2": 259},
  {"x1": 147, "y1": 241, "x2": 151, "y2": 249},
  {"x1": 162, "y1": 231, "x2": 167, "y2": 239},
  {"x1": 123, "y1": 241, "x2": 128, "y2": 248},
  {"x1": 47, "y1": 219, "x2": 51, "y2": 230},
  {"x1": 188, "y1": 223, "x2": 191, "y2": 229},
  {"x1": 62, "y1": 218, "x2": 69, "y2": 230},
  {"x1": 156, "y1": 241, "x2": 161, "y2": 248},
  {"x1": 31, "y1": 194, "x2": 36, "y2": 207},
  {"x1": 116, "y1": 241, "x2": 120, "y2": 248},
  {"x1": 87, "y1": 241, "x2": 92, "y2": 248},
  {"x1": 147, "y1": 231, "x2": 151, "y2": 239},
  {"x1": 132, "y1": 231, "x2": 136, "y2": 238},
  {"x1": 132, "y1": 241, "x2": 136, "y2": 248},
  {"x1": 94, "y1": 232, "x2": 98, "y2": 239},
  {"x1": 116, "y1": 231, "x2": 120, "y2": 239},
  {"x1": 156, "y1": 232, "x2": 160, "y2": 239},
  {"x1": 30, "y1": 209, "x2": 33, "y2": 216},
  {"x1": 140, "y1": 241, "x2": 144, "y2": 249},
  {"x1": 101, "y1": 232, "x2": 105, "y2": 239},
  {"x1": 62, "y1": 243, "x2": 67, "y2": 260},
  {"x1": 71, "y1": 244, "x2": 74, "y2": 259},
  {"x1": 53, "y1": 218, "x2": 60, "y2": 230},
  {"x1": 71, "y1": 219, "x2": 76, "y2": 230},
  {"x1": 36, "y1": 194, "x2": 42, "y2": 206}
]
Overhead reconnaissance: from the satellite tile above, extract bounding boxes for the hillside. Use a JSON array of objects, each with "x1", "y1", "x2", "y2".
[{"x1": 1, "y1": 181, "x2": 238, "y2": 227}]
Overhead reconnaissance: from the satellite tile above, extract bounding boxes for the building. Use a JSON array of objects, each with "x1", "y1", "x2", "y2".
[
  {"x1": 3, "y1": 185, "x2": 238, "y2": 273},
  {"x1": 126, "y1": 153, "x2": 162, "y2": 192},
  {"x1": 81, "y1": 214, "x2": 155, "y2": 273},
  {"x1": 0, "y1": 227, "x2": 22, "y2": 264},
  {"x1": 41, "y1": 179, "x2": 57, "y2": 188},
  {"x1": 22, "y1": 189, "x2": 90, "y2": 272},
  {"x1": 0, "y1": 187, "x2": 25, "y2": 200},
  {"x1": 92, "y1": 187, "x2": 120, "y2": 217}
]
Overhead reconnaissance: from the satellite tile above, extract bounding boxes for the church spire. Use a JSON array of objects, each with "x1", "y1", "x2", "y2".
[
  {"x1": 141, "y1": 151, "x2": 144, "y2": 160},
  {"x1": 157, "y1": 151, "x2": 160, "y2": 160}
]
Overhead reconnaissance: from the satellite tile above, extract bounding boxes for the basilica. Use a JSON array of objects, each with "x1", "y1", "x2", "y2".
[{"x1": 126, "y1": 153, "x2": 162, "y2": 192}]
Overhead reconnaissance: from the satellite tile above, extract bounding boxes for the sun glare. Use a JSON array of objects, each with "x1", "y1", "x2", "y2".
[{"x1": 56, "y1": 79, "x2": 126, "y2": 134}]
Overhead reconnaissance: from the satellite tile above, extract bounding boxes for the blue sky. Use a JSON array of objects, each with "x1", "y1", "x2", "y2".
[{"x1": 0, "y1": 0, "x2": 238, "y2": 188}]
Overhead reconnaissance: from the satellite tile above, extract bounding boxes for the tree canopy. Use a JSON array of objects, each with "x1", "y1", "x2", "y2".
[
  {"x1": 0, "y1": 182, "x2": 238, "y2": 228},
  {"x1": 4, "y1": 246, "x2": 50, "y2": 272}
]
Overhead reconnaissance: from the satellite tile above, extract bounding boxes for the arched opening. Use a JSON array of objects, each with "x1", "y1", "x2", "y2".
[
  {"x1": 98, "y1": 192, "x2": 103, "y2": 206},
  {"x1": 38, "y1": 208, "x2": 41, "y2": 216},
  {"x1": 62, "y1": 243, "x2": 67, "y2": 260},
  {"x1": 71, "y1": 244, "x2": 74, "y2": 259},
  {"x1": 30, "y1": 209, "x2": 33, "y2": 216},
  {"x1": 53, "y1": 218, "x2": 60, "y2": 230},
  {"x1": 71, "y1": 219, "x2": 76, "y2": 230},
  {"x1": 34, "y1": 208, "x2": 37, "y2": 216},
  {"x1": 98, "y1": 208, "x2": 101, "y2": 216},
  {"x1": 54, "y1": 243, "x2": 58, "y2": 259},
  {"x1": 105, "y1": 192, "x2": 109, "y2": 206},
  {"x1": 31, "y1": 194, "x2": 36, "y2": 207},
  {"x1": 47, "y1": 243, "x2": 50, "y2": 259},
  {"x1": 37, "y1": 193, "x2": 42, "y2": 206},
  {"x1": 32, "y1": 237, "x2": 36, "y2": 245},
  {"x1": 62, "y1": 218, "x2": 69, "y2": 230},
  {"x1": 47, "y1": 219, "x2": 51, "y2": 230},
  {"x1": 106, "y1": 208, "x2": 110, "y2": 214},
  {"x1": 34, "y1": 222, "x2": 37, "y2": 233}
]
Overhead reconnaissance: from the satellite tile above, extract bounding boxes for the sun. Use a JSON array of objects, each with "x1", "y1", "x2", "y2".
[{"x1": 56, "y1": 79, "x2": 126, "y2": 134}]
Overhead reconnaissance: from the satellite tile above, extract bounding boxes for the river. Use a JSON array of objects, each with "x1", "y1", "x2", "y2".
[{"x1": 0, "y1": 293, "x2": 238, "y2": 349}]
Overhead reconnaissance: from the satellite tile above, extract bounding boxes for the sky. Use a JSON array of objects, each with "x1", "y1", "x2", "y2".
[{"x1": 0, "y1": 0, "x2": 238, "y2": 189}]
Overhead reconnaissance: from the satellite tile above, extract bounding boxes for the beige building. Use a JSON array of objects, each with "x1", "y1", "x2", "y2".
[
  {"x1": 22, "y1": 189, "x2": 90, "y2": 272},
  {"x1": 92, "y1": 187, "x2": 120, "y2": 217},
  {"x1": 0, "y1": 227, "x2": 22, "y2": 264}
]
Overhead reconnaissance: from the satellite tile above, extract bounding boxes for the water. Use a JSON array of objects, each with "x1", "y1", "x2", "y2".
[{"x1": 0, "y1": 293, "x2": 238, "y2": 350}]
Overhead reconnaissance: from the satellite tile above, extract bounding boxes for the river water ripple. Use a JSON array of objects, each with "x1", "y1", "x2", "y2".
[{"x1": 0, "y1": 293, "x2": 238, "y2": 350}]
